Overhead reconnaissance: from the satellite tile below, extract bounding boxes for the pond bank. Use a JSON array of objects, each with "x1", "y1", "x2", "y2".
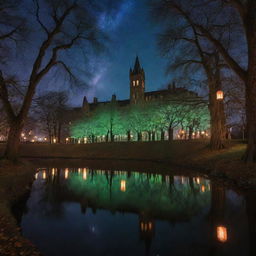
[{"x1": 0, "y1": 160, "x2": 41, "y2": 256}]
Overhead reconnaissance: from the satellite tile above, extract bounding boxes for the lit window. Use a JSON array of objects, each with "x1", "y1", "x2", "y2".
[
  {"x1": 133, "y1": 81, "x2": 136, "y2": 86},
  {"x1": 137, "y1": 80, "x2": 139, "y2": 86}
]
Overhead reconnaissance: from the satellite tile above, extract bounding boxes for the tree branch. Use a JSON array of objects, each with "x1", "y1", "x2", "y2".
[{"x1": 34, "y1": 0, "x2": 49, "y2": 35}]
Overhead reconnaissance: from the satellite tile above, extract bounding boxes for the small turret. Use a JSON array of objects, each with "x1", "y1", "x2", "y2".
[{"x1": 82, "y1": 96, "x2": 89, "y2": 112}]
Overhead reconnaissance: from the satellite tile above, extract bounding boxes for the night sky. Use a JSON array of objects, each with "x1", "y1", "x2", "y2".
[{"x1": 69, "y1": 0, "x2": 172, "y2": 106}]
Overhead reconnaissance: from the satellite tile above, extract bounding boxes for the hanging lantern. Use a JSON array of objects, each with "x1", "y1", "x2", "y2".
[
  {"x1": 217, "y1": 226, "x2": 228, "y2": 243},
  {"x1": 216, "y1": 90, "x2": 224, "y2": 100}
]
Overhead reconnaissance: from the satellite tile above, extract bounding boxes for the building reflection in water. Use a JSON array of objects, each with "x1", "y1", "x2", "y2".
[
  {"x1": 120, "y1": 180, "x2": 126, "y2": 192},
  {"x1": 31, "y1": 168, "x2": 253, "y2": 255},
  {"x1": 139, "y1": 214, "x2": 155, "y2": 255}
]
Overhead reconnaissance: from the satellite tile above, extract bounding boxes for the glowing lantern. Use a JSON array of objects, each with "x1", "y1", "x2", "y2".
[
  {"x1": 201, "y1": 185, "x2": 205, "y2": 192},
  {"x1": 65, "y1": 168, "x2": 69, "y2": 179},
  {"x1": 217, "y1": 226, "x2": 228, "y2": 243},
  {"x1": 216, "y1": 90, "x2": 224, "y2": 100},
  {"x1": 120, "y1": 180, "x2": 126, "y2": 192}
]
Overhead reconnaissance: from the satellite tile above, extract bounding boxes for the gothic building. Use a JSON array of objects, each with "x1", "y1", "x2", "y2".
[{"x1": 80, "y1": 56, "x2": 195, "y2": 112}]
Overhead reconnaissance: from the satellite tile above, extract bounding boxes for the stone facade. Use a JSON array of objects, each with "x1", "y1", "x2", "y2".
[{"x1": 81, "y1": 56, "x2": 196, "y2": 112}]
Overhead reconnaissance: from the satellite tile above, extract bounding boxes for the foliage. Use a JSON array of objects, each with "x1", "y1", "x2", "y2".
[{"x1": 71, "y1": 94, "x2": 210, "y2": 141}]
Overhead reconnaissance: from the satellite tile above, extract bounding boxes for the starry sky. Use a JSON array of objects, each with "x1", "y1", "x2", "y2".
[{"x1": 70, "y1": 0, "x2": 172, "y2": 106}]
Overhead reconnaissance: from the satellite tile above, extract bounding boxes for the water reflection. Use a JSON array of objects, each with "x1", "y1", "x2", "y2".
[{"x1": 23, "y1": 168, "x2": 250, "y2": 256}]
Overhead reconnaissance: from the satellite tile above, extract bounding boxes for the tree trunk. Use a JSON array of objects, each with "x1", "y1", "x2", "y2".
[
  {"x1": 161, "y1": 130, "x2": 165, "y2": 141},
  {"x1": 127, "y1": 130, "x2": 131, "y2": 142},
  {"x1": 58, "y1": 122, "x2": 61, "y2": 143},
  {"x1": 209, "y1": 97, "x2": 226, "y2": 150},
  {"x1": 208, "y1": 62, "x2": 226, "y2": 150},
  {"x1": 168, "y1": 126, "x2": 173, "y2": 141},
  {"x1": 148, "y1": 131, "x2": 152, "y2": 141},
  {"x1": 243, "y1": 42, "x2": 256, "y2": 161},
  {"x1": 152, "y1": 131, "x2": 156, "y2": 141},
  {"x1": 137, "y1": 132, "x2": 142, "y2": 141},
  {"x1": 4, "y1": 119, "x2": 23, "y2": 161},
  {"x1": 188, "y1": 126, "x2": 193, "y2": 140}
]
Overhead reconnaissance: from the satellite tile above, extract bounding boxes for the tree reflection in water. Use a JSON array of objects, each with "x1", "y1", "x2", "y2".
[{"x1": 23, "y1": 168, "x2": 250, "y2": 256}]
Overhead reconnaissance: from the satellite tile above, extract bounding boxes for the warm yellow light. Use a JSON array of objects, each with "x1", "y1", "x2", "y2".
[
  {"x1": 120, "y1": 180, "x2": 126, "y2": 192},
  {"x1": 35, "y1": 173, "x2": 38, "y2": 179},
  {"x1": 217, "y1": 226, "x2": 228, "y2": 243},
  {"x1": 201, "y1": 185, "x2": 205, "y2": 192},
  {"x1": 78, "y1": 139, "x2": 81, "y2": 144},
  {"x1": 201, "y1": 131, "x2": 205, "y2": 135},
  {"x1": 66, "y1": 138, "x2": 69, "y2": 141},
  {"x1": 52, "y1": 168, "x2": 56, "y2": 176},
  {"x1": 31, "y1": 139, "x2": 35, "y2": 142},
  {"x1": 149, "y1": 222, "x2": 152, "y2": 230},
  {"x1": 83, "y1": 168, "x2": 87, "y2": 180},
  {"x1": 65, "y1": 168, "x2": 69, "y2": 179},
  {"x1": 53, "y1": 138, "x2": 56, "y2": 143},
  {"x1": 42, "y1": 171, "x2": 46, "y2": 180},
  {"x1": 196, "y1": 177, "x2": 200, "y2": 184},
  {"x1": 21, "y1": 133, "x2": 25, "y2": 137},
  {"x1": 216, "y1": 90, "x2": 224, "y2": 100},
  {"x1": 44, "y1": 137, "x2": 47, "y2": 141}
]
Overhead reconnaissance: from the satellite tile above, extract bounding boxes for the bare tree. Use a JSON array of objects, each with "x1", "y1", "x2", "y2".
[
  {"x1": 35, "y1": 91, "x2": 69, "y2": 143},
  {"x1": 0, "y1": 0, "x2": 103, "y2": 160},
  {"x1": 152, "y1": 0, "x2": 227, "y2": 149},
  {"x1": 152, "y1": 0, "x2": 256, "y2": 161}
]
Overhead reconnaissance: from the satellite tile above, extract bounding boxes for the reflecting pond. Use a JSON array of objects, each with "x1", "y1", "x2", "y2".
[{"x1": 20, "y1": 167, "x2": 254, "y2": 256}]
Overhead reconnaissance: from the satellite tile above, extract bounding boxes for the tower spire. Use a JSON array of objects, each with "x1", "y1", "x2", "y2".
[{"x1": 133, "y1": 56, "x2": 142, "y2": 74}]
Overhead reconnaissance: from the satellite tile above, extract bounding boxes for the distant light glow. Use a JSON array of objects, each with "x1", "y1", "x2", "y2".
[{"x1": 65, "y1": 168, "x2": 69, "y2": 179}]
